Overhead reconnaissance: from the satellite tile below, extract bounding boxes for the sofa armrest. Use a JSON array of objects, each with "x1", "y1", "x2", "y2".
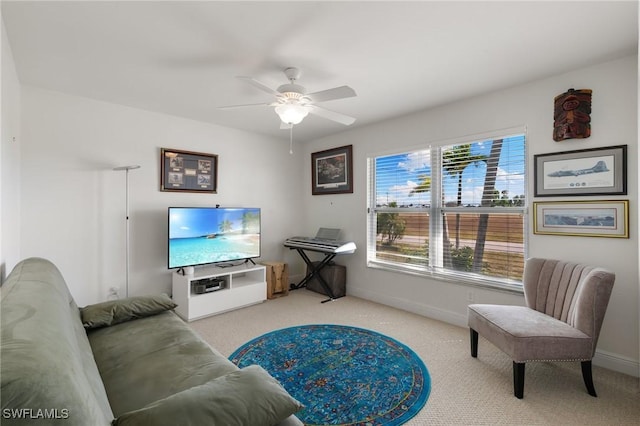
[
  {"x1": 81, "y1": 294, "x2": 177, "y2": 329},
  {"x1": 112, "y1": 365, "x2": 302, "y2": 426}
]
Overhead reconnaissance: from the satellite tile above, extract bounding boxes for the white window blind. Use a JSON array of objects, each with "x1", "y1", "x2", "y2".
[
  {"x1": 368, "y1": 134, "x2": 526, "y2": 286},
  {"x1": 370, "y1": 150, "x2": 431, "y2": 267}
]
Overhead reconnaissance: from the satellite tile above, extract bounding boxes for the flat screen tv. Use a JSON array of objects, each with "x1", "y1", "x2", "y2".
[{"x1": 168, "y1": 207, "x2": 261, "y2": 269}]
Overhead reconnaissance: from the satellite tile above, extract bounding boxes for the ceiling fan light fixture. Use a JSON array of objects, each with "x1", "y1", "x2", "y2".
[
  {"x1": 277, "y1": 83, "x2": 306, "y2": 96},
  {"x1": 227, "y1": 67, "x2": 356, "y2": 130},
  {"x1": 275, "y1": 103, "x2": 310, "y2": 125}
]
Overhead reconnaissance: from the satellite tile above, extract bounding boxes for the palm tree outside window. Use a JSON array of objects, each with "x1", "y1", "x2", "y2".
[{"x1": 367, "y1": 132, "x2": 526, "y2": 287}]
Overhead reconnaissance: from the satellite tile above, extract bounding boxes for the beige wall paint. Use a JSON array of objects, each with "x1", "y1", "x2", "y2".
[
  {"x1": 303, "y1": 55, "x2": 639, "y2": 375},
  {"x1": 18, "y1": 87, "x2": 305, "y2": 306},
  {"x1": 4, "y1": 28, "x2": 637, "y2": 375},
  {"x1": 1, "y1": 14, "x2": 22, "y2": 282}
]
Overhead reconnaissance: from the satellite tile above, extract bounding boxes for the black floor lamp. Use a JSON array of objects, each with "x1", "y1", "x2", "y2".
[{"x1": 113, "y1": 165, "x2": 140, "y2": 298}]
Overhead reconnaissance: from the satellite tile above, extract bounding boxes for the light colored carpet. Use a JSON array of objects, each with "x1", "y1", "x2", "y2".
[{"x1": 189, "y1": 289, "x2": 640, "y2": 425}]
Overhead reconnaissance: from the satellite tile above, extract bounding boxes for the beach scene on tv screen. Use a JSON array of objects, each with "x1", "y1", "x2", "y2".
[{"x1": 169, "y1": 208, "x2": 260, "y2": 268}]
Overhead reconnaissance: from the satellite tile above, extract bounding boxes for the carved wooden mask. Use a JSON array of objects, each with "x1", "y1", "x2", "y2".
[{"x1": 553, "y1": 88, "x2": 592, "y2": 141}]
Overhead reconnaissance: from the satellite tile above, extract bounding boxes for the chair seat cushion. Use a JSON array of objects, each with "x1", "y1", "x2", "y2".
[{"x1": 468, "y1": 304, "x2": 592, "y2": 362}]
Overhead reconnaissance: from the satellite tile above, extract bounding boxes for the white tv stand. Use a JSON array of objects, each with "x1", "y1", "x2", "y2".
[{"x1": 172, "y1": 263, "x2": 266, "y2": 322}]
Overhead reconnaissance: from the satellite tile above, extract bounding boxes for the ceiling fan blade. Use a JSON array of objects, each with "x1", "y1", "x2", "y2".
[
  {"x1": 309, "y1": 105, "x2": 356, "y2": 126},
  {"x1": 237, "y1": 76, "x2": 281, "y2": 97},
  {"x1": 306, "y1": 85, "x2": 356, "y2": 103},
  {"x1": 218, "y1": 102, "x2": 272, "y2": 109}
]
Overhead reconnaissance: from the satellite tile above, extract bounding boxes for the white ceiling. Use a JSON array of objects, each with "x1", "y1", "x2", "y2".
[{"x1": 2, "y1": 1, "x2": 638, "y2": 143}]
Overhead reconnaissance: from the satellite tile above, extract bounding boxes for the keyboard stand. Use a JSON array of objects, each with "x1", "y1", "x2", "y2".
[{"x1": 288, "y1": 248, "x2": 340, "y2": 303}]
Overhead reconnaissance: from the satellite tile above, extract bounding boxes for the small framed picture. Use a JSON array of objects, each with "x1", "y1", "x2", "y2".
[
  {"x1": 311, "y1": 145, "x2": 353, "y2": 195},
  {"x1": 533, "y1": 200, "x2": 629, "y2": 238},
  {"x1": 161, "y1": 148, "x2": 217, "y2": 193},
  {"x1": 534, "y1": 145, "x2": 627, "y2": 197}
]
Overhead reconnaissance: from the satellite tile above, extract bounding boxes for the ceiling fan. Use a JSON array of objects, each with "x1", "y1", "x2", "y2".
[{"x1": 220, "y1": 67, "x2": 357, "y2": 128}]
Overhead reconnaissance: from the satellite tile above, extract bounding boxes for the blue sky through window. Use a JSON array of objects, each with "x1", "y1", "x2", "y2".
[{"x1": 376, "y1": 135, "x2": 525, "y2": 207}]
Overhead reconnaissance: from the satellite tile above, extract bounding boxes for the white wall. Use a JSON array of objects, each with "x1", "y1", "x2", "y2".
[
  {"x1": 302, "y1": 55, "x2": 639, "y2": 376},
  {"x1": 1, "y1": 14, "x2": 22, "y2": 282},
  {"x1": 7, "y1": 32, "x2": 638, "y2": 375},
  {"x1": 19, "y1": 87, "x2": 305, "y2": 306}
]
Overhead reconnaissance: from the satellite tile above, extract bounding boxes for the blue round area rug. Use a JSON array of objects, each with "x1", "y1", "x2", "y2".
[{"x1": 230, "y1": 324, "x2": 430, "y2": 425}]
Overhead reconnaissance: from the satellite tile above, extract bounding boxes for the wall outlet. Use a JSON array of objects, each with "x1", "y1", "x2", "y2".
[
  {"x1": 108, "y1": 286, "x2": 120, "y2": 300},
  {"x1": 466, "y1": 290, "x2": 474, "y2": 302}
]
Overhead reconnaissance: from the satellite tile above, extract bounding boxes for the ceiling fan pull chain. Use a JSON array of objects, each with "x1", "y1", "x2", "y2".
[{"x1": 289, "y1": 126, "x2": 294, "y2": 154}]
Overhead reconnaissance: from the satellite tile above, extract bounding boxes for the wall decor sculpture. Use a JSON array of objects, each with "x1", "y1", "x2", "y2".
[{"x1": 553, "y1": 88, "x2": 592, "y2": 141}]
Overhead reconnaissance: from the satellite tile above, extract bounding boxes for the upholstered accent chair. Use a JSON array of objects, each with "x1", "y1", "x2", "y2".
[{"x1": 467, "y1": 258, "x2": 615, "y2": 399}]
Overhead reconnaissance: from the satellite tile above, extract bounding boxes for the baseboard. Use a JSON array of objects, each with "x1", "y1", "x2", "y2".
[
  {"x1": 593, "y1": 350, "x2": 640, "y2": 378},
  {"x1": 347, "y1": 286, "x2": 468, "y2": 327},
  {"x1": 347, "y1": 286, "x2": 640, "y2": 378},
  {"x1": 289, "y1": 273, "x2": 305, "y2": 290}
]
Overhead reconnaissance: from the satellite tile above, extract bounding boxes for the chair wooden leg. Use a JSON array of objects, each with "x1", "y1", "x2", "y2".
[
  {"x1": 513, "y1": 362, "x2": 525, "y2": 399},
  {"x1": 470, "y1": 329, "x2": 478, "y2": 358},
  {"x1": 581, "y1": 361, "x2": 597, "y2": 397}
]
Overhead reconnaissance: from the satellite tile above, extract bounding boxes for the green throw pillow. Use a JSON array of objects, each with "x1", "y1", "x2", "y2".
[
  {"x1": 112, "y1": 365, "x2": 303, "y2": 426},
  {"x1": 81, "y1": 294, "x2": 178, "y2": 329}
]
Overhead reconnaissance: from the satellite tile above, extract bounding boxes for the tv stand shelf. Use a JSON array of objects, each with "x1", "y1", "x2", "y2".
[{"x1": 172, "y1": 263, "x2": 266, "y2": 322}]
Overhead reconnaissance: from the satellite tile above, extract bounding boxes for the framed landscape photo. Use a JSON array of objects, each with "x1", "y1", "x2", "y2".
[
  {"x1": 534, "y1": 145, "x2": 627, "y2": 197},
  {"x1": 312, "y1": 144, "x2": 353, "y2": 195},
  {"x1": 533, "y1": 200, "x2": 629, "y2": 238},
  {"x1": 160, "y1": 148, "x2": 217, "y2": 193}
]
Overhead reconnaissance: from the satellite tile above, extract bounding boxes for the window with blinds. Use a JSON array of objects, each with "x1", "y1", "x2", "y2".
[{"x1": 368, "y1": 133, "x2": 526, "y2": 287}]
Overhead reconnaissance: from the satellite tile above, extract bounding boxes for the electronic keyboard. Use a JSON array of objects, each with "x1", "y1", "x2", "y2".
[{"x1": 284, "y1": 237, "x2": 357, "y2": 254}]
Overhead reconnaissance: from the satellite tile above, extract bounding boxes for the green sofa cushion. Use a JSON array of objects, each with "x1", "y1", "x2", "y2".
[
  {"x1": 81, "y1": 294, "x2": 177, "y2": 329},
  {"x1": 112, "y1": 365, "x2": 303, "y2": 426},
  {"x1": 88, "y1": 310, "x2": 240, "y2": 416}
]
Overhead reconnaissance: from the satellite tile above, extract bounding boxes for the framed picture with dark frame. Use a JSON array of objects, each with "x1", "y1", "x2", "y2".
[
  {"x1": 534, "y1": 145, "x2": 627, "y2": 197},
  {"x1": 533, "y1": 200, "x2": 629, "y2": 238},
  {"x1": 160, "y1": 148, "x2": 218, "y2": 193},
  {"x1": 311, "y1": 145, "x2": 353, "y2": 195}
]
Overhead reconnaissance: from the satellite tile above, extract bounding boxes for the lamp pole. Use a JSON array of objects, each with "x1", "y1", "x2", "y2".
[{"x1": 113, "y1": 165, "x2": 140, "y2": 297}]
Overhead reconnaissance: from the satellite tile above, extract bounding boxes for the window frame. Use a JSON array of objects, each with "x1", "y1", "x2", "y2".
[{"x1": 367, "y1": 129, "x2": 528, "y2": 293}]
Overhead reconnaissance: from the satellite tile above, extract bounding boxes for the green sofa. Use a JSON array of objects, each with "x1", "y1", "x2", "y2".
[{"x1": 1, "y1": 258, "x2": 303, "y2": 425}]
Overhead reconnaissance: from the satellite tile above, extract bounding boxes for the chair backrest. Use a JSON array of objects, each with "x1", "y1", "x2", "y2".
[{"x1": 523, "y1": 258, "x2": 615, "y2": 354}]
